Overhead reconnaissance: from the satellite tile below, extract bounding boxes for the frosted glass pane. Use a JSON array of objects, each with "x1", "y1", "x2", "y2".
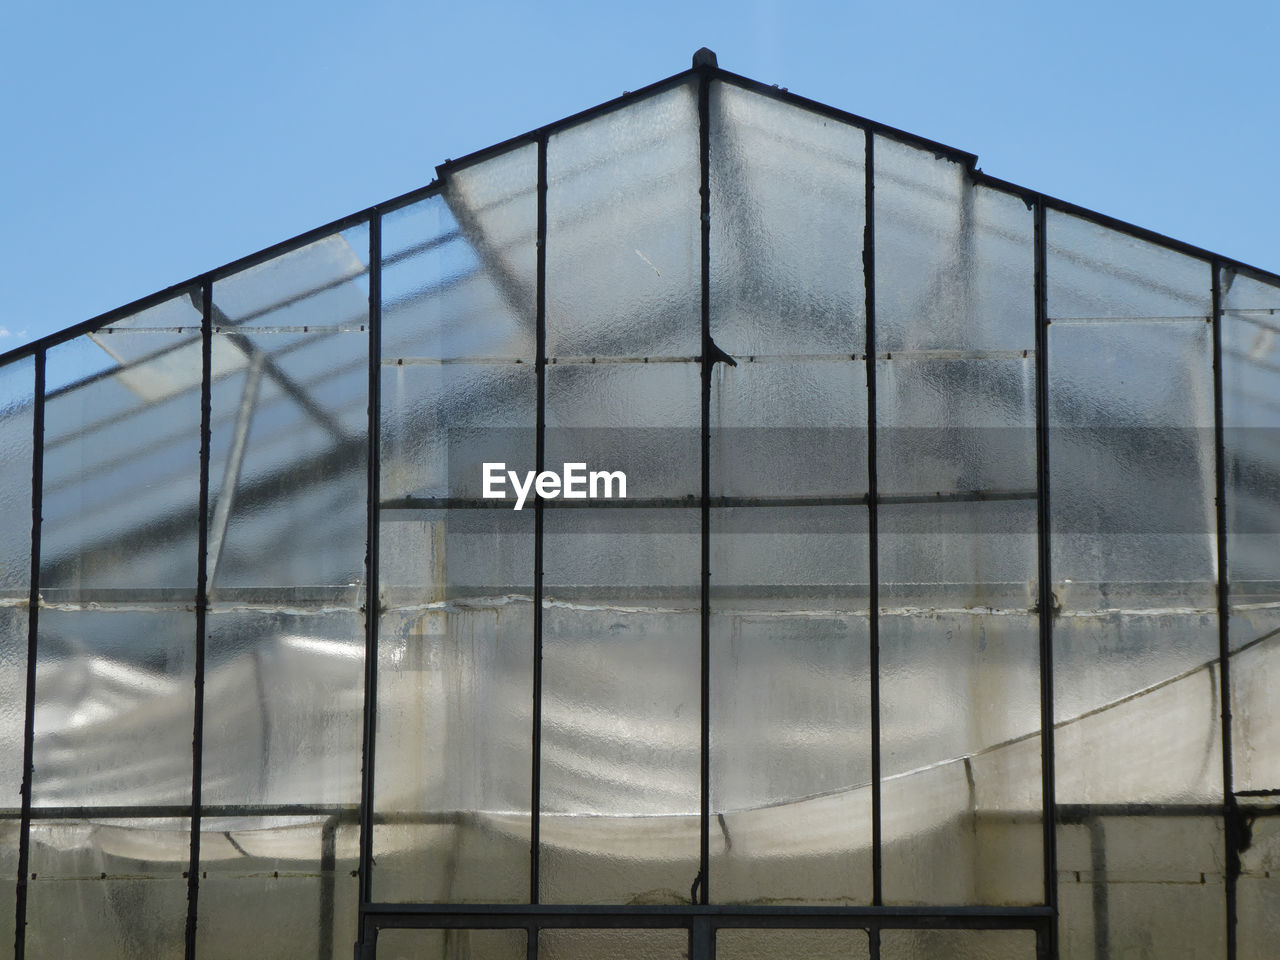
[
  {"x1": 717, "y1": 928, "x2": 869, "y2": 959},
  {"x1": 380, "y1": 363, "x2": 534, "y2": 501},
  {"x1": 373, "y1": 600, "x2": 532, "y2": 903},
  {"x1": 201, "y1": 608, "x2": 363, "y2": 806},
  {"x1": 876, "y1": 356, "x2": 1035, "y2": 497},
  {"x1": 546, "y1": 362, "x2": 699, "y2": 501},
  {"x1": 1231, "y1": 639, "x2": 1280, "y2": 793},
  {"x1": 0, "y1": 356, "x2": 33, "y2": 591},
  {"x1": 1055, "y1": 656, "x2": 1221, "y2": 805},
  {"x1": 710, "y1": 360, "x2": 867, "y2": 499},
  {"x1": 539, "y1": 928, "x2": 686, "y2": 960},
  {"x1": 380, "y1": 509, "x2": 534, "y2": 605},
  {"x1": 42, "y1": 331, "x2": 200, "y2": 595},
  {"x1": 207, "y1": 316, "x2": 366, "y2": 592},
  {"x1": 1047, "y1": 212, "x2": 1211, "y2": 321},
  {"x1": 710, "y1": 610, "x2": 871, "y2": 904},
  {"x1": 540, "y1": 510, "x2": 698, "y2": 903},
  {"x1": 1238, "y1": 803, "x2": 1280, "y2": 960},
  {"x1": 196, "y1": 817, "x2": 357, "y2": 960},
  {"x1": 26, "y1": 818, "x2": 189, "y2": 960},
  {"x1": 211, "y1": 224, "x2": 370, "y2": 331},
  {"x1": 878, "y1": 500, "x2": 1037, "y2": 610},
  {"x1": 0, "y1": 819, "x2": 12, "y2": 960},
  {"x1": 1057, "y1": 816, "x2": 1225, "y2": 960},
  {"x1": 876, "y1": 138, "x2": 1034, "y2": 353},
  {"x1": 548, "y1": 83, "x2": 699, "y2": 357},
  {"x1": 383, "y1": 150, "x2": 536, "y2": 361},
  {"x1": 0, "y1": 600, "x2": 28, "y2": 815},
  {"x1": 1221, "y1": 270, "x2": 1280, "y2": 648},
  {"x1": 881, "y1": 929, "x2": 1037, "y2": 960},
  {"x1": 378, "y1": 929, "x2": 526, "y2": 960},
  {"x1": 711, "y1": 506, "x2": 871, "y2": 904},
  {"x1": 710, "y1": 82, "x2": 865, "y2": 356},
  {"x1": 32, "y1": 609, "x2": 193, "y2": 807},
  {"x1": 1049, "y1": 322, "x2": 1216, "y2": 611}
]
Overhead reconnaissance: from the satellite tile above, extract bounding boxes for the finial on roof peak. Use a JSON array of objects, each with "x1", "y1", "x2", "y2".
[{"x1": 692, "y1": 47, "x2": 718, "y2": 69}]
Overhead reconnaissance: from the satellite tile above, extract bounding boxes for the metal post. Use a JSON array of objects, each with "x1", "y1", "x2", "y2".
[
  {"x1": 697, "y1": 65, "x2": 713, "y2": 907},
  {"x1": 531, "y1": 133, "x2": 548, "y2": 905},
  {"x1": 1210, "y1": 261, "x2": 1238, "y2": 960},
  {"x1": 357, "y1": 213, "x2": 382, "y2": 929},
  {"x1": 185, "y1": 281, "x2": 214, "y2": 960},
  {"x1": 863, "y1": 131, "x2": 883, "y2": 909},
  {"x1": 1033, "y1": 197, "x2": 1059, "y2": 958},
  {"x1": 13, "y1": 348, "x2": 45, "y2": 960}
]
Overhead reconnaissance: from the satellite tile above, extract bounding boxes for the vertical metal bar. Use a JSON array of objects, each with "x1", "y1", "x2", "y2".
[
  {"x1": 185, "y1": 281, "x2": 214, "y2": 960},
  {"x1": 357, "y1": 213, "x2": 382, "y2": 919},
  {"x1": 1033, "y1": 197, "x2": 1059, "y2": 957},
  {"x1": 868, "y1": 926, "x2": 881, "y2": 960},
  {"x1": 697, "y1": 66, "x2": 713, "y2": 907},
  {"x1": 690, "y1": 917, "x2": 713, "y2": 960},
  {"x1": 531, "y1": 133, "x2": 548, "y2": 905},
  {"x1": 1210, "y1": 261, "x2": 1238, "y2": 960},
  {"x1": 863, "y1": 130, "x2": 882, "y2": 908},
  {"x1": 13, "y1": 348, "x2": 45, "y2": 960}
]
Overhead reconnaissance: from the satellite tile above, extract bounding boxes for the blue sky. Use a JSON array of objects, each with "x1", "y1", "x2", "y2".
[{"x1": 2, "y1": 0, "x2": 1277, "y2": 350}]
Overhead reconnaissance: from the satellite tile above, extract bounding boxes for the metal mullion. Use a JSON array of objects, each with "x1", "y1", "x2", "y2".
[
  {"x1": 357, "y1": 213, "x2": 382, "y2": 919},
  {"x1": 864, "y1": 130, "x2": 883, "y2": 909},
  {"x1": 531, "y1": 132, "x2": 548, "y2": 905},
  {"x1": 1033, "y1": 197, "x2": 1059, "y2": 958},
  {"x1": 1211, "y1": 261, "x2": 1238, "y2": 960},
  {"x1": 13, "y1": 348, "x2": 44, "y2": 960},
  {"x1": 184, "y1": 281, "x2": 213, "y2": 960},
  {"x1": 697, "y1": 66, "x2": 712, "y2": 907}
]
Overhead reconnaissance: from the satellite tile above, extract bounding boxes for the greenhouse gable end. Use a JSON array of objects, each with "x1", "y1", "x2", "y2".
[{"x1": 1, "y1": 50, "x2": 1278, "y2": 960}]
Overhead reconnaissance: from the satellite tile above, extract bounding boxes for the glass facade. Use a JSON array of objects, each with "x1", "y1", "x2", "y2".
[{"x1": 1, "y1": 59, "x2": 1277, "y2": 960}]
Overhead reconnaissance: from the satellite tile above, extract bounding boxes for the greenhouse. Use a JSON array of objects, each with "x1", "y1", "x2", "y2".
[{"x1": 1, "y1": 49, "x2": 1277, "y2": 960}]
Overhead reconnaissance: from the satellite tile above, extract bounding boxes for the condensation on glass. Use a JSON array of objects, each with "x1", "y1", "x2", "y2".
[{"x1": 0, "y1": 67, "x2": 1275, "y2": 960}]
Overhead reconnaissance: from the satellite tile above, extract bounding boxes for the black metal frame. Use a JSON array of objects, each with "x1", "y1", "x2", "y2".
[{"x1": 3, "y1": 54, "x2": 1276, "y2": 960}]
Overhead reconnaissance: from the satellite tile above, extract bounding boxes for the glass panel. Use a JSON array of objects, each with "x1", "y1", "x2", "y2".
[
  {"x1": 1221, "y1": 269, "x2": 1280, "y2": 652},
  {"x1": 1057, "y1": 815, "x2": 1225, "y2": 960},
  {"x1": 382, "y1": 152, "x2": 535, "y2": 363},
  {"x1": 881, "y1": 929, "x2": 1038, "y2": 960},
  {"x1": 548, "y1": 83, "x2": 699, "y2": 358},
  {"x1": 373, "y1": 512, "x2": 533, "y2": 904},
  {"x1": 710, "y1": 506, "x2": 871, "y2": 905},
  {"x1": 25, "y1": 817, "x2": 189, "y2": 960},
  {"x1": 380, "y1": 363, "x2": 535, "y2": 502},
  {"x1": 201, "y1": 607, "x2": 363, "y2": 806},
  {"x1": 1046, "y1": 212, "x2": 1211, "y2": 321},
  {"x1": 710, "y1": 82, "x2": 865, "y2": 356},
  {"x1": 1231, "y1": 640, "x2": 1280, "y2": 794},
  {"x1": 1049, "y1": 322, "x2": 1216, "y2": 611},
  {"x1": 539, "y1": 508, "x2": 699, "y2": 904},
  {"x1": 879, "y1": 501, "x2": 1041, "y2": 905},
  {"x1": 875, "y1": 140, "x2": 1034, "y2": 353},
  {"x1": 876, "y1": 356, "x2": 1035, "y2": 497},
  {"x1": 716, "y1": 928, "x2": 870, "y2": 959},
  {"x1": 710, "y1": 360, "x2": 867, "y2": 500},
  {"x1": 195, "y1": 816, "x2": 357, "y2": 960},
  {"x1": 32, "y1": 609, "x2": 193, "y2": 807},
  {"x1": 42, "y1": 326, "x2": 201, "y2": 596},
  {"x1": 0, "y1": 358, "x2": 33, "y2": 833},
  {"x1": 211, "y1": 224, "x2": 369, "y2": 331},
  {"x1": 545, "y1": 363, "x2": 700, "y2": 501},
  {"x1": 0, "y1": 355, "x2": 34, "y2": 591},
  {"x1": 378, "y1": 928, "x2": 526, "y2": 960},
  {"x1": 1238, "y1": 801, "x2": 1280, "y2": 960},
  {"x1": 538, "y1": 928, "x2": 686, "y2": 960}
]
